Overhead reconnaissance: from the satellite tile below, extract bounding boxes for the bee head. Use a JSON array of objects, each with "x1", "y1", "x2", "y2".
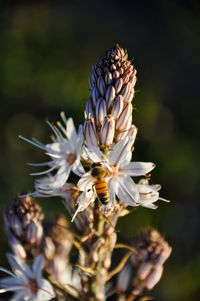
[{"x1": 91, "y1": 162, "x2": 106, "y2": 178}]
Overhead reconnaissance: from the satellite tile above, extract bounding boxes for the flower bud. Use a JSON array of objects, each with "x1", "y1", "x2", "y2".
[
  {"x1": 86, "y1": 97, "x2": 94, "y2": 118},
  {"x1": 121, "y1": 82, "x2": 131, "y2": 100},
  {"x1": 105, "y1": 85, "x2": 116, "y2": 110},
  {"x1": 97, "y1": 76, "x2": 106, "y2": 97},
  {"x1": 111, "y1": 95, "x2": 123, "y2": 119},
  {"x1": 95, "y1": 97, "x2": 106, "y2": 127},
  {"x1": 4, "y1": 195, "x2": 44, "y2": 258},
  {"x1": 114, "y1": 77, "x2": 123, "y2": 94},
  {"x1": 100, "y1": 115, "x2": 115, "y2": 146},
  {"x1": 91, "y1": 87, "x2": 99, "y2": 106},
  {"x1": 84, "y1": 116, "x2": 99, "y2": 147},
  {"x1": 105, "y1": 72, "x2": 112, "y2": 85},
  {"x1": 116, "y1": 103, "x2": 133, "y2": 131}
]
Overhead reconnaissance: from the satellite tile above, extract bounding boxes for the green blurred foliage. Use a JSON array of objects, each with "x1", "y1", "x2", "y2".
[{"x1": 0, "y1": 0, "x2": 199, "y2": 300}]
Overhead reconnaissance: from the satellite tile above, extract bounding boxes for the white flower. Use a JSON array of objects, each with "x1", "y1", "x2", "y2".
[
  {"x1": 136, "y1": 179, "x2": 170, "y2": 209},
  {"x1": 77, "y1": 137, "x2": 155, "y2": 208},
  {"x1": 19, "y1": 112, "x2": 85, "y2": 190},
  {"x1": 0, "y1": 254, "x2": 55, "y2": 301}
]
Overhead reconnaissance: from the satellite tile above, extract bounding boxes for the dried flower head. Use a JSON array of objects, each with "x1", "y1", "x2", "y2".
[
  {"x1": 117, "y1": 229, "x2": 172, "y2": 297},
  {"x1": 4, "y1": 196, "x2": 44, "y2": 259}
]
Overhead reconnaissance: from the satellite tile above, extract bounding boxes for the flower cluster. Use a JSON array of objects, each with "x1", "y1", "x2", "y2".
[
  {"x1": 117, "y1": 230, "x2": 172, "y2": 297},
  {"x1": 0, "y1": 45, "x2": 171, "y2": 301},
  {"x1": 19, "y1": 44, "x2": 168, "y2": 220}
]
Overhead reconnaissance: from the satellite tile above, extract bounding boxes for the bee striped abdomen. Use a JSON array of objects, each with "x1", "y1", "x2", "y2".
[{"x1": 95, "y1": 179, "x2": 109, "y2": 204}]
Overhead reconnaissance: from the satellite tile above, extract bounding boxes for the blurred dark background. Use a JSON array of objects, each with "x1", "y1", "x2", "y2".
[{"x1": 0, "y1": 0, "x2": 199, "y2": 300}]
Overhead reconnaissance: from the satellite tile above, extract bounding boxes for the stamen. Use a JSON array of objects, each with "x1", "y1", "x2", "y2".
[
  {"x1": 145, "y1": 173, "x2": 151, "y2": 178},
  {"x1": 71, "y1": 205, "x2": 83, "y2": 222},
  {"x1": 131, "y1": 146, "x2": 134, "y2": 152},
  {"x1": 60, "y1": 111, "x2": 67, "y2": 125}
]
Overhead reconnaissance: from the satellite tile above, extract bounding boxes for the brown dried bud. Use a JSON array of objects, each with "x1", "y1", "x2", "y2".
[
  {"x1": 117, "y1": 229, "x2": 172, "y2": 296},
  {"x1": 4, "y1": 195, "x2": 44, "y2": 259}
]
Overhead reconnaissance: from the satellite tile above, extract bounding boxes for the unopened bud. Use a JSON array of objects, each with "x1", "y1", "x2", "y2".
[
  {"x1": 100, "y1": 115, "x2": 115, "y2": 146},
  {"x1": 111, "y1": 95, "x2": 123, "y2": 119},
  {"x1": 105, "y1": 85, "x2": 116, "y2": 110},
  {"x1": 84, "y1": 116, "x2": 99, "y2": 147},
  {"x1": 145, "y1": 265, "x2": 163, "y2": 290},
  {"x1": 95, "y1": 97, "x2": 106, "y2": 127},
  {"x1": 114, "y1": 78, "x2": 123, "y2": 94},
  {"x1": 116, "y1": 103, "x2": 133, "y2": 131},
  {"x1": 86, "y1": 97, "x2": 94, "y2": 118},
  {"x1": 97, "y1": 76, "x2": 106, "y2": 97},
  {"x1": 91, "y1": 87, "x2": 99, "y2": 107}
]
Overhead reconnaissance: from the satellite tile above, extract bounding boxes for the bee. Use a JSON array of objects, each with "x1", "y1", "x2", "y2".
[{"x1": 90, "y1": 162, "x2": 109, "y2": 205}]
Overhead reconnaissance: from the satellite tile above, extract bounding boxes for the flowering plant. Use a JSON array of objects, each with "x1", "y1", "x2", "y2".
[{"x1": 1, "y1": 45, "x2": 171, "y2": 300}]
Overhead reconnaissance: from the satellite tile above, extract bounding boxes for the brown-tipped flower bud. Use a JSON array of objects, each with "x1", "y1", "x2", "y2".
[
  {"x1": 86, "y1": 97, "x2": 95, "y2": 119},
  {"x1": 111, "y1": 95, "x2": 123, "y2": 119},
  {"x1": 100, "y1": 115, "x2": 115, "y2": 146},
  {"x1": 4, "y1": 195, "x2": 44, "y2": 259},
  {"x1": 116, "y1": 103, "x2": 133, "y2": 131},
  {"x1": 84, "y1": 44, "x2": 137, "y2": 147},
  {"x1": 91, "y1": 86, "x2": 99, "y2": 106},
  {"x1": 117, "y1": 229, "x2": 172, "y2": 297},
  {"x1": 95, "y1": 97, "x2": 107, "y2": 127},
  {"x1": 84, "y1": 116, "x2": 99, "y2": 147},
  {"x1": 105, "y1": 85, "x2": 116, "y2": 110}
]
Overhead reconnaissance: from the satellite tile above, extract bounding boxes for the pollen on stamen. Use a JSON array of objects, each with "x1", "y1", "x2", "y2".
[
  {"x1": 108, "y1": 114, "x2": 112, "y2": 119},
  {"x1": 131, "y1": 146, "x2": 135, "y2": 152},
  {"x1": 89, "y1": 116, "x2": 94, "y2": 122},
  {"x1": 102, "y1": 155, "x2": 105, "y2": 160},
  {"x1": 145, "y1": 173, "x2": 151, "y2": 178}
]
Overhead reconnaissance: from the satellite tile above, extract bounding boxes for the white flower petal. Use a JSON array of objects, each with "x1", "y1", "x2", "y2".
[
  {"x1": 11, "y1": 290, "x2": 28, "y2": 301},
  {"x1": 33, "y1": 255, "x2": 43, "y2": 281},
  {"x1": 108, "y1": 137, "x2": 134, "y2": 166},
  {"x1": 84, "y1": 144, "x2": 107, "y2": 163},
  {"x1": 72, "y1": 161, "x2": 85, "y2": 177},
  {"x1": 117, "y1": 176, "x2": 139, "y2": 206},
  {"x1": 53, "y1": 164, "x2": 71, "y2": 188},
  {"x1": 140, "y1": 203, "x2": 158, "y2": 209},
  {"x1": 37, "y1": 279, "x2": 55, "y2": 300},
  {"x1": 7, "y1": 254, "x2": 33, "y2": 279},
  {"x1": 77, "y1": 172, "x2": 93, "y2": 191},
  {"x1": 66, "y1": 118, "x2": 77, "y2": 143},
  {"x1": 120, "y1": 162, "x2": 155, "y2": 176}
]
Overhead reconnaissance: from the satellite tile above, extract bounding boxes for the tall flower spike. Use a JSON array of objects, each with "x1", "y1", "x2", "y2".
[
  {"x1": 4, "y1": 196, "x2": 44, "y2": 259},
  {"x1": 85, "y1": 44, "x2": 137, "y2": 148}
]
